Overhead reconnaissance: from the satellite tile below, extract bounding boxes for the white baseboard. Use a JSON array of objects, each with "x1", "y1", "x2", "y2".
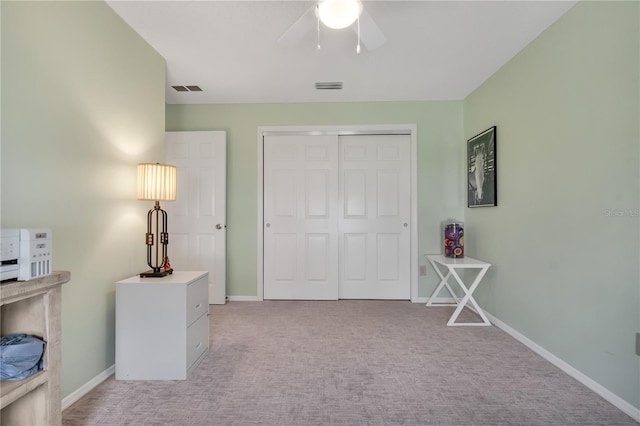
[
  {"x1": 227, "y1": 296, "x2": 455, "y2": 303},
  {"x1": 230, "y1": 296, "x2": 450, "y2": 303},
  {"x1": 414, "y1": 296, "x2": 456, "y2": 304},
  {"x1": 232, "y1": 296, "x2": 448, "y2": 303},
  {"x1": 226, "y1": 295, "x2": 261, "y2": 302},
  {"x1": 483, "y1": 311, "x2": 640, "y2": 422},
  {"x1": 62, "y1": 364, "x2": 115, "y2": 411}
]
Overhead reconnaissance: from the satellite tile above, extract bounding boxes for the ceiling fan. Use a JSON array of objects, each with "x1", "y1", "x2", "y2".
[{"x1": 278, "y1": 0, "x2": 387, "y2": 53}]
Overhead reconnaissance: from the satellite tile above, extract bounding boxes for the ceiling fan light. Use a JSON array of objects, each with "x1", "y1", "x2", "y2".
[{"x1": 318, "y1": 0, "x2": 362, "y2": 30}]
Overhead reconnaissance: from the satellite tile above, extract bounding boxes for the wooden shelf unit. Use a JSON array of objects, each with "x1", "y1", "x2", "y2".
[{"x1": 0, "y1": 271, "x2": 70, "y2": 426}]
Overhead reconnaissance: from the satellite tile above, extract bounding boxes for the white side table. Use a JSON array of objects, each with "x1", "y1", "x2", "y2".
[
  {"x1": 116, "y1": 271, "x2": 209, "y2": 380},
  {"x1": 425, "y1": 254, "x2": 491, "y2": 326}
]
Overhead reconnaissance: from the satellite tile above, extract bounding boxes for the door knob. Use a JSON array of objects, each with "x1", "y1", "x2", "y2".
[
  {"x1": 403, "y1": 223, "x2": 408, "y2": 227},
  {"x1": 216, "y1": 224, "x2": 222, "y2": 230},
  {"x1": 266, "y1": 223, "x2": 271, "y2": 228}
]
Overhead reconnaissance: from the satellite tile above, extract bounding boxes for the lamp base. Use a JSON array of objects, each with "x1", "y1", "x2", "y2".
[{"x1": 139, "y1": 268, "x2": 173, "y2": 278}]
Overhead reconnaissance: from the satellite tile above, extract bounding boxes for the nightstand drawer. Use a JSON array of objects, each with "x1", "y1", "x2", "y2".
[
  {"x1": 187, "y1": 276, "x2": 208, "y2": 326},
  {"x1": 187, "y1": 313, "x2": 209, "y2": 369}
]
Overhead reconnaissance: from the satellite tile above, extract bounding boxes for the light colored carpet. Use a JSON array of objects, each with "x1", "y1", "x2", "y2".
[{"x1": 63, "y1": 301, "x2": 636, "y2": 425}]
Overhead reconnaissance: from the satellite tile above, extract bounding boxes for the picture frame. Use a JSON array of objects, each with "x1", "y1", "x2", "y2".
[{"x1": 468, "y1": 126, "x2": 497, "y2": 207}]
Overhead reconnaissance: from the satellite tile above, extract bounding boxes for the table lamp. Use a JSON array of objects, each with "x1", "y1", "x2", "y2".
[{"x1": 137, "y1": 163, "x2": 177, "y2": 277}]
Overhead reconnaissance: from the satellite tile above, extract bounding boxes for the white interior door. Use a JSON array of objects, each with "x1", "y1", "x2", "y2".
[
  {"x1": 165, "y1": 131, "x2": 227, "y2": 304},
  {"x1": 338, "y1": 134, "x2": 411, "y2": 299},
  {"x1": 263, "y1": 135, "x2": 339, "y2": 300}
]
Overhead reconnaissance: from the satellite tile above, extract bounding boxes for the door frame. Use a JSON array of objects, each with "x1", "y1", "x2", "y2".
[{"x1": 257, "y1": 124, "x2": 419, "y2": 302}]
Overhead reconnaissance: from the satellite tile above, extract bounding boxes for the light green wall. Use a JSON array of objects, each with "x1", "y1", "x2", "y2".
[
  {"x1": 1, "y1": 1, "x2": 166, "y2": 398},
  {"x1": 166, "y1": 102, "x2": 464, "y2": 297},
  {"x1": 464, "y1": 0, "x2": 639, "y2": 409}
]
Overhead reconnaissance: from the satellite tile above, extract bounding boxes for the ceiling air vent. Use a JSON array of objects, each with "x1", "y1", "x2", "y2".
[
  {"x1": 315, "y1": 81, "x2": 343, "y2": 90},
  {"x1": 171, "y1": 85, "x2": 203, "y2": 92}
]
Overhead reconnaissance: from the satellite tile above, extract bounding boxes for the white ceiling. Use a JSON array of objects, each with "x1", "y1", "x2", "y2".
[{"x1": 106, "y1": 0, "x2": 577, "y2": 104}]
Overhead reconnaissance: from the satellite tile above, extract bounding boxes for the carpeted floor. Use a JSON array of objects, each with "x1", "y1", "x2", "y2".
[{"x1": 63, "y1": 301, "x2": 637, "y2": 425}]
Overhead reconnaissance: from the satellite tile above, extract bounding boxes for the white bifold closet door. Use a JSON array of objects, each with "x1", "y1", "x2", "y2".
[{"x1": 263, "y1": 133, "x2": 410, "y2": 300}]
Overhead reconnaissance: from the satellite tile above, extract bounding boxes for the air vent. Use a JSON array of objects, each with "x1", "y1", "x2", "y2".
[
  {"x1": 315, "y1": 81, "x2": 343, "y2": 90},
  {"x1": 171, "y1": 85, "x2": 203, "y2": 92}
]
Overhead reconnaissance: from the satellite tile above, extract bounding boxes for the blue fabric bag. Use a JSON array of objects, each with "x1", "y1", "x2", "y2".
[{"x1": 0, "y1": 334, "x2": 46, "y2": 381}]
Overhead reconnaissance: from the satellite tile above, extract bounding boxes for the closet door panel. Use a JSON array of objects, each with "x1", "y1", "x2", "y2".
[
  {"x1": 264, "y1": 135, "x2": 339, "y2": 300},
  {"x1": 339, "y1": 135, "x2": 411, "y2": 299}
]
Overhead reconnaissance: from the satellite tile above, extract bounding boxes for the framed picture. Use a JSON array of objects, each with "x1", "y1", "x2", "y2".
[{"x1": 468, "y1": 126, "x2": 497, "y2": 207}]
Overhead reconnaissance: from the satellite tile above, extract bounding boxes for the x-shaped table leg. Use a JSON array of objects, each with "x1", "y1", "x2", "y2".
[
  {"x1": 445, "y1": 266, "x2": 491, "y2": 326},
  {"x1": 425, "y1": 261, "x2": 461, "y2": 307}
]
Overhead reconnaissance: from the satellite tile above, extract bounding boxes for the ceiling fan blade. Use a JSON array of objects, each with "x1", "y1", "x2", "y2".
[
  {"x1": 354, "y1": 9, "x2": 386, "y2": 51},
  {"x1": 278, "y1": 6, "x2": 317, "y2": 47}
]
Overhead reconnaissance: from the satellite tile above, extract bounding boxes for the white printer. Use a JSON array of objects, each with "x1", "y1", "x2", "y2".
[{"x1": 0, "y1": 228, "x2": 52, "y2": 282}]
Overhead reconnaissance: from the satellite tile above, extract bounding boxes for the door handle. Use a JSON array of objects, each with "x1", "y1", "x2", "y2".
[
  {"x1": 266, "y1": 223, "x2": 271, "y2": 228},
  {"x1": 216, "y1": 224, "x2": 222, "y2": 230},
  {"x1": 403, "y1": 223, "x2": 408, "y2": 228}
]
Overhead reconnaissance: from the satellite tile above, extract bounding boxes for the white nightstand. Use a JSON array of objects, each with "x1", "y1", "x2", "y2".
[{"x1": 115, "y1": 271, "x2": 209, "y2": 380}]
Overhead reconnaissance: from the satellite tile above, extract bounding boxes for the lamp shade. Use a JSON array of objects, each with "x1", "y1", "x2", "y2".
[
  {"x1": 318, "y1": 0, "x2": 362, "y2": 29},
  {"x1": 137, "y1": 163, "x2": 177, "y2": 201}
]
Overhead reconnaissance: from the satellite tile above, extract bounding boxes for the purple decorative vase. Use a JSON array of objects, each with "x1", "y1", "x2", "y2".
[{"x1": 443, "y1": 220, "x2": 464, "y2": 258}]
